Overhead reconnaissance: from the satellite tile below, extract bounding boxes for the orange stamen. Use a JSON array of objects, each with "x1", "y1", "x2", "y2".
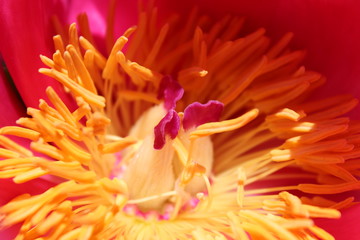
[
  {"x1": 98, "y1": 136, "x2": 137, "y2": 154},
  {"x1": 40, "y1": 68, "x2": 105, "y2": 108},
  {"x1": 79, "y1": 36, "x2": 107, "y2": 68},
  {"x1": 77, "y1": 13, "x2": 96, "y2": 45},
  {"x1": 67, "y1": 45, "x2": 98, "y2": 94},
  {"x1": 0, "y1": 135, "x2": 33, "y2": 157},
  {"x1": 0, "y1": 126, "x2": 40, "y2": 141},
  {"x1": 53, "y1": 35, "x2": 65, "y2": 55},
  {"x1": 105, "y1": 0, "x2": 117, "y2": 54},
  {"x1": 190, "y1": 109, "x2": 259, "y2": 139}
]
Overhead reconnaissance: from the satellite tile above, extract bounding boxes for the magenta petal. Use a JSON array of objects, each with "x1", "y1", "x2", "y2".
[
  {"x1": 154, "y1": 109, "x2": 180, "y2": 149},
  {"x1": 0, "y1": 178, "x2": 55, "y2": 239},
  {"x1": 316, "y1": 204, "x2": 360, "y2": 239},
  {"x1": 157, "y1": 76, "x2": 184, "y2": 111},
  {"x1": 0, "y1": 0, "x2": 72, "y2": 108},
  {"x1": 64, "y1": 0, "x2": 138, "y2": 39},
  {"x1": 0, "y1": 178, "x2": 55, "y2": 206},
  {"x1": 0, "y1": 63, "x2": 26, "y2": 126},
  {"x1": 183, "y1": 100, "x2": 224, "y2": 130}
]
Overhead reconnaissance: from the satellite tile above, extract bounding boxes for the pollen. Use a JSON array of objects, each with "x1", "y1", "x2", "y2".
[{"x1": 0, "y1": 3, "x2": 359, "y2": 240}]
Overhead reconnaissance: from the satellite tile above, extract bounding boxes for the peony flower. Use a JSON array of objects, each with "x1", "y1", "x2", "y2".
[{"x1": 1, "y1": 0, "x2": 360, "y2": 239}]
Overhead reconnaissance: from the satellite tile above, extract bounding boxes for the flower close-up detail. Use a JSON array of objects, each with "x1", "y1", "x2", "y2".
[{"x1": 1, "y1": 0, "x2": 360, "y2": 239}]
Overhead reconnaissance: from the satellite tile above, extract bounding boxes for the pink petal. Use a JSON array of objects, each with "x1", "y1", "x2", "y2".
[
  {"x1": 63, "y1": 0, "x2": 138, "y2": 39},
  {"x1": 0, "y1": 0, "x2": 72, "y2": 108},
  {"x1": 316, "y1": 203, "x2": 360, "y2": 239},
  {"x1": 0, "y1": 63, "x2": 26, "y2": 126},
  {"x1": 0, "y1": 178, "x2": 55, "y2": 206},
  {"x1": 0, "y1": 178, "x2": 55, "y2": 239}
]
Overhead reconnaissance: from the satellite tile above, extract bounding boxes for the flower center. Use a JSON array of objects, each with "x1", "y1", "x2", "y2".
[{"x1": 118, "y1": 104, "x2": 214, "y2": 213}]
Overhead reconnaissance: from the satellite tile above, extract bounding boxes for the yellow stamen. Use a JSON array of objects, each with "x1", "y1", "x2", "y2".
[
  {"x1": 46, "y1": 86, "x2": 76, "y2": 125},
  {"x1": 67, "y1": 45, "x2": 98, "y2": 94},
  {"x1": 190, "y1": 108, "x2": 259, "y2": 139},
  {"x1": 52, "y1": 50, "x2": 66, "y2": 71},
  {"x1": 68, "y1": 23, "x2": 81, "y2": 55},
  {"x1": 39, "y1": 68, "x2": 105, "y2": 108},
  {"x1": 103, "y1": 36, "x2": 129, "y2": 80},
  {"x1": 13, "y1": 167, "x2": 49, "y2": 184},
  {"x1": 144, "y1": 23, "x2": 170, "y2": 67},
  {"x1": 30, "y1": 141, "x2": 65, "y2": 161},
  {"x1": 79, "y1": 36, "x2": 107, "y2": 68},
  {"x1": 105, "y1": 0, "x2": 117, "y2": 54},
  {"x1": 298, "y1": 182, "x2": 360, "y2": 194},
  {"x1": 53, "y1": 35, "x2": 65, "y2": 55},
  {"x1": 98, "y1": 136, "x2": 137, "y2": 154},
  {"x1": 0, "y1": 135, "x2": 33, "y2": 157},
  {"x1": 0, "y1": 148, "x2": 20, "y2": 158},
  {"x1": 77, "y1": 13, "x2": 95, "y2": 45},
  {"x1": 309, "y1": 226, "x2": 336, "y2": 240},
  {"x1": 219, "y1": 56, "x2": 267, "y2": 105},
  {"x1": 118, "y1": 90, "x2": 161, "y2": 104},
  {"x1": 242, "y1": 211, "x2": 298, "y2": 240},
  {"x1": 0, "y1": 126, "x2": 40, "y2": 141}
]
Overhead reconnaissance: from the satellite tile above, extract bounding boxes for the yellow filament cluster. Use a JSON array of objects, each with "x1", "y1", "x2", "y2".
[{"x1": 0, "y1": 3, "x2": 359, "y2": 240}]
